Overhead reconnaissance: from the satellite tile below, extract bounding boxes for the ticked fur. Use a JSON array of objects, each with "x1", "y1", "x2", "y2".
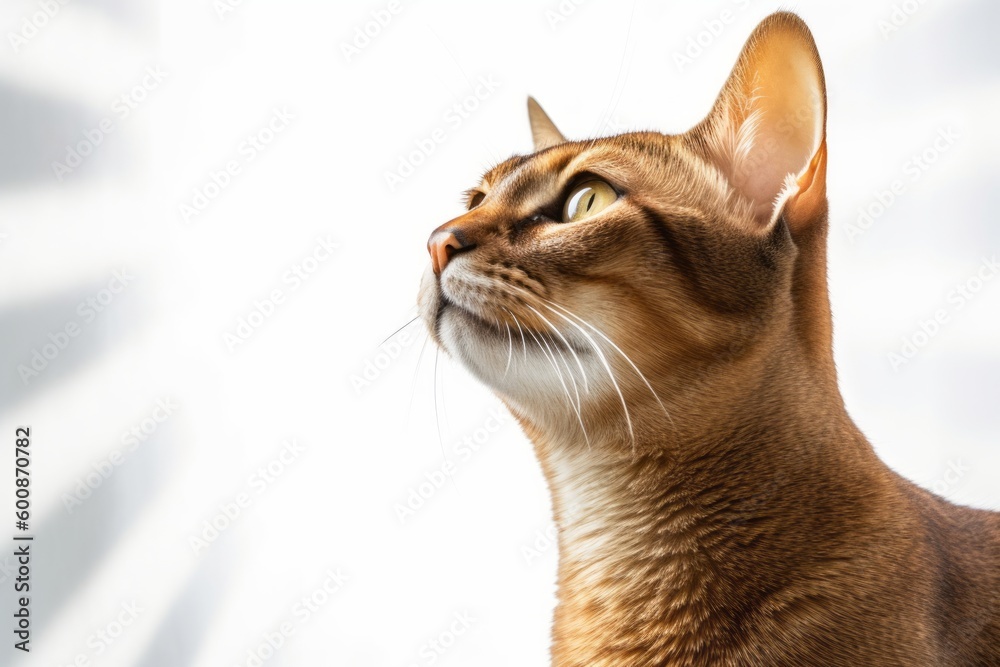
[{"x1": 418, "y1": 11, "x2": 1000, "y2": 667}]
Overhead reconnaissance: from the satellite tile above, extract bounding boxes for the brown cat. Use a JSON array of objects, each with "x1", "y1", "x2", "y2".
[{"x1": 417, "y1": 12, "x2": 1000, "y2": 667}]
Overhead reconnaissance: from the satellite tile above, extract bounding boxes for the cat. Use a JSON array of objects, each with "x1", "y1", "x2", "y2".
[{"x1": 417, "y1": 11, "x2": 999, "y2": 667}]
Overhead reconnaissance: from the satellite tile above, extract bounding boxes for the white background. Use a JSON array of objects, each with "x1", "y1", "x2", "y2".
[{"x1": 0, "y1": 0, "x2": 997, "y2": 665}]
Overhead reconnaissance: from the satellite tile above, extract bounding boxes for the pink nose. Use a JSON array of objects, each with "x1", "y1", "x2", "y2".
[{"x1": 427, "y1": 230, "x2": 466, "y2": 275}]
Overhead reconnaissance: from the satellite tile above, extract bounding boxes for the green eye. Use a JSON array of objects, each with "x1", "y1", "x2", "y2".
[{"x1": 563, "y1": 180, "x2": 617, "y2": 222}]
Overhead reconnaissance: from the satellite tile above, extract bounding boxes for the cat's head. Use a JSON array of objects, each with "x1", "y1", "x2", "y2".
[{"x1": 418, "y1": 12, "x2": 829, "y2": 447}]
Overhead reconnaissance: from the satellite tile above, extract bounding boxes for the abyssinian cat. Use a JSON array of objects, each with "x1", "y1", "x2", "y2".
[{"x1": 417, "y1": 12, "x2": 1000, "y2": 667}]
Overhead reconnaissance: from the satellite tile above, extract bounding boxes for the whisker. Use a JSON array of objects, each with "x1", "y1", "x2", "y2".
[
  {"x1": 524, "y1": 303, "x2": 590, "y2": 394},
  {"x1": 501, "y1": 284, "x2": 634, "y2": 446},
  {"x1": 593, "y1": 0, "x2": 637, "y2": 139},
  {"x1": 525, "y1": 304, "x2": 590, "y2": 438},
  {"x1": 544, "y1": 299, "x2": 675, "y2": 431},
  {"x1": 433, "y1": 348, "x2": 447, "y2": 461},
  {"x1": 525, "y1": 327, "x2": 572, "y2": 407},
  {"x1": 432, "y1": 341, "x2": 462, "y2": 498},
  {"x1": 407, "y1": 329, "x2": 431, "y2": 424},
  {"x1": 536, "y1": 300, "x2": 636, "y2": 446},
  {"x1": 548, "y1": 331, "x2": 591, "y2": 447},
  {"x1": 503, "y1": 321, "x2": 514, "y2": 377},
  {"x1": 544, "y1": 329, "x2": 582, "y2": 414},
  {"x1": 525, "y1": 326, "x2": 589, "y2": 438},
  {"x1": 504, "y1": 307, "x2": 529, "y2": 361},
  {"x1": 380, "y1": 315, "x2": 419, "y2": 347}
]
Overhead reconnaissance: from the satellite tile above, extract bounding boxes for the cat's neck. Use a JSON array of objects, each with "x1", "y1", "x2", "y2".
[{"x1": 526, "y1": 341, "x2": 889, "y2": 666}]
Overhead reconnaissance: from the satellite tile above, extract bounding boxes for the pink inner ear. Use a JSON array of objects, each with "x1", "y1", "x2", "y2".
[
  {"x1": 736, "y1": 57, "x2": 824, "y2": 217},
  {"x1": 699, "y1": 19, "x2": 826, "y2": 223}
]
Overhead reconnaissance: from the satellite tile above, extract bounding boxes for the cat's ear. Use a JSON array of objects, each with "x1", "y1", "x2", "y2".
[
  {"x1": 527, "y1": 97, "x2": 566, "y2": 151},
  {"x1": 691, "y1": 12, "x2": 827, "y2": 228}
]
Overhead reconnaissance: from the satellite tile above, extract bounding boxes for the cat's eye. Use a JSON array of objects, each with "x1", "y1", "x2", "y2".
[
  {"x1": 468, "y1": 191, "x2": 485, "y2": 209},
  {"x1": 563, "y1": 180, "x2": 617, "y2": 223}
]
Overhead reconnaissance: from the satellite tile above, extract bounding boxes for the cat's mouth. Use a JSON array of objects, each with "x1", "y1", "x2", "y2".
[
  {"x1": 418, "y1": 264, "x2": 628, "y2": 421},
  {"x1": 417, "y1": 263, "x2": 597, "y2": 391},
  {"x1": 416, "y1": 254, "x2": 629, "y2": 419},
  {"x1": 435, "y1": 293, "x2": 499, "y2": 340},
  {"x1": 436, "y1": 293, "x2": 588, "y2": 357}
]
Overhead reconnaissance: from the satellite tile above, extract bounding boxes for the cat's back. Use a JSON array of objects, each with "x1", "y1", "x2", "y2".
[{"x1": 902, "y1": 479, "x2": 1000, "y2": 665}]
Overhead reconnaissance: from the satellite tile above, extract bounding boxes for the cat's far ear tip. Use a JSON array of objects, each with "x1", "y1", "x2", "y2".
[{"x1": 526, "y1": 96, "x2": 567, "y2": 151}]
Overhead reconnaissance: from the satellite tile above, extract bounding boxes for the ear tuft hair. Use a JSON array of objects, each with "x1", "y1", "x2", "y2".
[{"x1": 691, "y1": 12, "x2": 827, "y2": 226}]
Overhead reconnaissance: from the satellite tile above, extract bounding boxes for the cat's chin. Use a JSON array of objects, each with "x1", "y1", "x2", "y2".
[
  {"x1": 438, "y1": 308, "x2": 591, "y2": 421},
  {"x1": 418, "y1": 270, "x2": 600, "y2": 410}
]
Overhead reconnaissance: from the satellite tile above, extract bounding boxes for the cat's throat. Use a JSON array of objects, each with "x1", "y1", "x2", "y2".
[
  {"x1": 521, "y1": 382, "x2": 886, "y2": 667},
  {"x1": 543, "y1": 446, "x2": 732, "y2": 666}
]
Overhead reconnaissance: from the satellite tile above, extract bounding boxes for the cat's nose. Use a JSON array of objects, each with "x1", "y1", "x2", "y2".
[{"x1": 428, "y1": 230, "x2": 470, "y2": 275}]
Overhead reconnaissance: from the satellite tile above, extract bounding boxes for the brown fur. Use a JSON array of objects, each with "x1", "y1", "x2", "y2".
[{"x1": 418, "y1": 12, "x2": 1000, "y2": 666}]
